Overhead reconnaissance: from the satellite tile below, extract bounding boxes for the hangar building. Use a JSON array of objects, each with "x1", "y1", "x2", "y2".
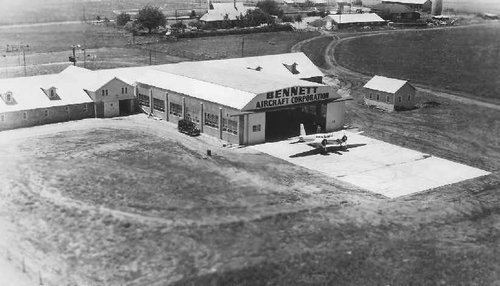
[
  {"x1": 102, "y1": 53, "x2": 348, "y2": 145},
  {"x1": 0, "y1": 53, "x2": 348, "y2": 145}
]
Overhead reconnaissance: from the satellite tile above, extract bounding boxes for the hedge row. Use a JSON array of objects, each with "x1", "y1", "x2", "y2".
[{"x1": 175, "y1": 24, "x2": 294, "y2": 38}]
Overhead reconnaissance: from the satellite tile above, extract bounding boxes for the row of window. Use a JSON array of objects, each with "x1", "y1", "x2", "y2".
[
  {"x1": 138, "y1": 93, "x2": 150, "y2": 106},
  {"x1": 1, "y1": 105, "x2": 89, "y2": 122},
  {"x1": 102, "y1": 87, "x2": 128, "y2": 96},
  {"x1": 369, "y1": 92, "x2": 411, "y2": 103}
]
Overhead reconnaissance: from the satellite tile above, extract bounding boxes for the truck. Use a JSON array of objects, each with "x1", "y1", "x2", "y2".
[{"x1": 178, "y1": 119, "x2": 200, "y2": 136}]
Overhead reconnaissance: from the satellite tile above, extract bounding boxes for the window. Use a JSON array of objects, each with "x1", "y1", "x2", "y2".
[
  {"x1": 102, "y1": 90, "x2": 105, "y2": 96},
  {"x1": 204, "y1": 113, "x2": 219, "y2": 128},
  {"x1": 83, "y1": 104, "x2": 88, "y2": 112},
  {"x1": 44, "y1": 109, "x2": 49, "y2": 117},
  {"x1": 386, "y1": 95, "x2": 390, "y2": 103},
  {"x1": 138, "y1": 93, "x2": 150, "y2": 106},
  {"x1": 153, "y1": 98, "x2": 165, "y2": 111},
  {"x1": 23, "y1": 112, "x2": 27, "y2": 120},
  {"x1": 376, "y1": 94, "x2": 380, "y2": 101},
  {"x1": 252, "y1": 124, "x2": 261, "y2": 132},
  {"x1": 125, "y1": 87, "x2": 128, "y2": 94},
  {"x1": 121, "y1": 87, "x2": 124, "y2": 94},
  {"x1": 170, "y1": 103, "x2": 182, "y2": 117},
  {"x1": 1, "y1": 115, "x2": 4, "y2": 122},
  {"x1": 369, "y1": 92, "x2": 372, "y2": 99},
  {"x1": 223, "y1": 119, "x2": 238, "y2": 135},
  {"x1": 408, "y1": 95, "x2": 411, "y2": 102},
  {"x1": 65, "y1": 106, "x2": 70, "y2": 113},
  {"x1": 398, "y1": 96, "x2": 402, "y2": 103},
  {"x1": 6, "y1": 94, "x2": 11, "y2": 102},
  {"x1": 105, "y1": 89, "x2": 108, "y2": 96}
]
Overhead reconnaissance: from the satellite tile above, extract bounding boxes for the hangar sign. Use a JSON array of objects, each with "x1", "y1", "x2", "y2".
[{"x1": 247, "y1": 85, "x2": 336, "y2": 110}]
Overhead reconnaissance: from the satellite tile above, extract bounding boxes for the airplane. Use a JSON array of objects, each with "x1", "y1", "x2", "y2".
[{"x1": 297, "y1": 123, "x2": 348, "y2": 153}]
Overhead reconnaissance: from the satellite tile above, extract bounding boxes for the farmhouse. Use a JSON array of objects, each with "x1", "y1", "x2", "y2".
[
  {"x1": 200, "y1": 2, "x2": 250, "y2": 23},
  {"x1": 325, "y1": 13, "x2": 386, "y2": 29},
  {"x1": 363, "y1": 75, "x2": 416, "y2": 111},
  {"x1": 381, "y1": 0, "x2": 432, "y2": 12}
]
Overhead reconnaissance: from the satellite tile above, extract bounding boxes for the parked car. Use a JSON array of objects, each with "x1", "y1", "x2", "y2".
[{"x1": 178, "y1": 119, "x2": 200, "y2": 136}]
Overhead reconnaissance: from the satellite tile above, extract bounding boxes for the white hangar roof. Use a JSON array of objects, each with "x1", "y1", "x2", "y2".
[
  {"x1": 156, "y1": 52, "x2": 324, "y2": 81},
  {"x1": 326, "y1": 13, "x2": 385, "y2": 24},
  {"x1": 363, "y1": 75, "x2": 410, "y2": 94},
  {"x1": 0, "y1": 72, "x2": 93, "y2": 113}
]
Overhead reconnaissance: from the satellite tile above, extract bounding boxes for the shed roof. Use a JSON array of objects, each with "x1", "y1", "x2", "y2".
[
  {"x1": 326, "y1": 13, "x2": 386, "y2": 24},
  {"x1": 363, "y1": 75, "x2": 409, "y2": 94}
]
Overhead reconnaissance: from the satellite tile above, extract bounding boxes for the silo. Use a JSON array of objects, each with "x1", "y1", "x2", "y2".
[{"x1": 432, "y1": 0, "x2": 443, "y2": 15}]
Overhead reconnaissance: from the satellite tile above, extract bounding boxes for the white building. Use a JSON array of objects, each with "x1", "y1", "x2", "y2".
[
  {"x1": 325, "y1": 13, "x2": 386, "y2": 28},
  {"x1": 363, "y1": 75, "x2": 417, "y2": 111},
  {"x1": 1, "y1": 53, "x2": 349, "y2": 145}
]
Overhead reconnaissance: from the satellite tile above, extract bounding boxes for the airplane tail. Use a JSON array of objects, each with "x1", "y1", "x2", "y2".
[{"x1": 299, "y1": 123, "x2": 306, "y2": 141}]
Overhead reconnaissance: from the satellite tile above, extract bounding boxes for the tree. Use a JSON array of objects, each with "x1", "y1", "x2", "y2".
[
  {"x1": 137, "y1": 5, "x2": 166, "y2": 33},
  {"x1": 294, "y1": 14, "x2": 302, "y2": 23},
  {"x1": 256, "y1": 0, "x2": 282, "y2": 17},
  {"x1": 243, "y1": 9, "x2": 275, "y2": 26},
  {"x1": 116, "y1": 12, "x2": 131, "y2": 26},
  {"x1": 190, "y1": 10, "x2": 197, "y2": 18}
]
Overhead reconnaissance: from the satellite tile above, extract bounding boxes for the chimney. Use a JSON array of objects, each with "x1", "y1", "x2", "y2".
[{"x1": 432, "y1": 0, "x2": 443, "y2": 15}]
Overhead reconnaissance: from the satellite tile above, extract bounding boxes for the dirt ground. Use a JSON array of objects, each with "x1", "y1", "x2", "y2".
[{"x1": 0, "y1": 115, "x2": 499, "y2": 285}]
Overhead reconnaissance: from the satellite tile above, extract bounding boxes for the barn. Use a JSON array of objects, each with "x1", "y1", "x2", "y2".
[
  {"x1": 381, "y1": 0, "x2": 432, "y2": 12},
  {"x1": 325, "y1": 13, "x2": 386, "y2": 29},
  {"x1": 363, "y1": 75, "x2": 417, "y2": 112}
]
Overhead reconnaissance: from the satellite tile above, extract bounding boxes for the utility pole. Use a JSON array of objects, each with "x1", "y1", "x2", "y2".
[
  {"x1": 22, "y1": 49, "x2": 26, "y2": 76},
  {"x1": 241, "y1": 37, "x2": 244, "y2": 57}
]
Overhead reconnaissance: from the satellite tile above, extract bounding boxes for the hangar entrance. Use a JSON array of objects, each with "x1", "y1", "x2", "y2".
[
  {"x1": 119, "y1": 99, "x2": 134, "y2": 115},
  {"x1": 265, "y1": 104, "x2": 326, "y2": 141}
]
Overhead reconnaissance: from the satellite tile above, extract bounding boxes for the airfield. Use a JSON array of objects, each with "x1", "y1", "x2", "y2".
[{"x1": 252, "y1": 130, "x2": 490, "y2": 198}]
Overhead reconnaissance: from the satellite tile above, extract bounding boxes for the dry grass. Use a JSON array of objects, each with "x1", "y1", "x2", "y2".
[{"x1": 334, "y1": 24, "x2": 500, "y2": 102}]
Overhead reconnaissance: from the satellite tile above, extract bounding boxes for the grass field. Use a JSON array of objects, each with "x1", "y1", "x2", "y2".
[
  {"x1": 0, "y1": 115, "x2": 498, "y2": 285},
  {"x1": 147, "y1": 31, "x2": 320, "y2": 61},
  {"x1": 334, "y1": 24, "x2": 500, "y2": 101},
  {"x1": 0, "y1": 22, "x2": 318, "y2": 78}
]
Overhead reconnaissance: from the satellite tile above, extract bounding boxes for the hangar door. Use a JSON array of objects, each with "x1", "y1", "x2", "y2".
[{"x1": 265, "y1": 104, "x2": 326, "y2": 141}]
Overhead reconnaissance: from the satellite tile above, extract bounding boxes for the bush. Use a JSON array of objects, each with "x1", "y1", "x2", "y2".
[{"x1": 281, "y1": 15, "x2": 294, "y2": 23}]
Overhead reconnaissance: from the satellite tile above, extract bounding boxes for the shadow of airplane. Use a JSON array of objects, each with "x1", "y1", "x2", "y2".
[{"x1": 289, "y1": 143, "x2": 367, "y2": 158}]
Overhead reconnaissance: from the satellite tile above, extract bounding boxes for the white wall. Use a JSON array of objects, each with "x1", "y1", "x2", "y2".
[
  {"x1": 325, "y1": 101, "x2": 346, "y2": 131},
  {"x1": 103, "y1": 101, "x2": 120, "y2": 117},
  {"x1": 246, "y1": 112, "x2": 266, "y2": 145}
]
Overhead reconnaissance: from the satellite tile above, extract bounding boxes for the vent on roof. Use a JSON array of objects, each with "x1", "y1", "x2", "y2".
[
  {"x1": 283, "y1": 62, "x2": 300, "y2": 75},
  {"x1": 247, "y1": 66, "x2": 263, "y2": 71},
  {"x1": 1, "y1": 91, "x2": 16, "y2": 105},
  {"x1": 41, "y1": 87, "x2": 61, "y2": 101}
]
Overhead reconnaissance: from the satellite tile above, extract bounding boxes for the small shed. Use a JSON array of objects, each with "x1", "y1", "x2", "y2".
[
  {"x1": 363, "y1": 75, "x2": 416, "y2": 111},
  {"x1": 325, "y1": 13, "x2": 386, "y2": 29}
]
